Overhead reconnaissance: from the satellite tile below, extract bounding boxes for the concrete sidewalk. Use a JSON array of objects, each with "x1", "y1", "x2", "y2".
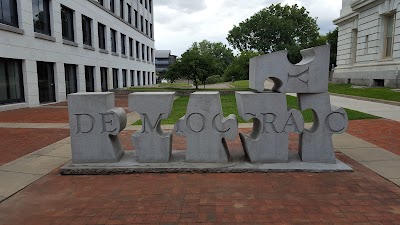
[{"x1": 264, "y1": 80, "x2": 400, "y2": 122}]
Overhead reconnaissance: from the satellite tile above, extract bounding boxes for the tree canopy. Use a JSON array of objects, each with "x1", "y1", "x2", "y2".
[
  {"x1": 227, "y1": 3, "x2": 320, "y2": 63},
  {"x1": 223, "y1": 51, "x2": 260, "y2": 81}
]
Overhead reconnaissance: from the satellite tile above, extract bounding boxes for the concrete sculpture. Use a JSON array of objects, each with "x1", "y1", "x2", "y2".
[
  {"x1": 174, "y1": 92, "x2": 238, "y2": 163},
  {"x1": 68, "y1": 92, "x2": 126, "y2": 164},
  {"x1": 298, "y1": 93, "x2": 348, "y2": 163},
  {"x1": 236, "y1": 92, "x2": 304, "y2": 163},
  {"x1": 249, "y1": 45, "x2": 330, "y2": 93},
  {"x1": 129, "y1": 92, "x2": 175, "y2": 163}
]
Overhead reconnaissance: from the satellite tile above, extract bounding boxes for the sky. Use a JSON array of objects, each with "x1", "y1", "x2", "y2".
[{"x1": 153, "y1": 0, "x2": 343, "y2": 57}]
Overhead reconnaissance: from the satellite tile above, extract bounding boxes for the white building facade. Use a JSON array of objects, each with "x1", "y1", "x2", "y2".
[
  {"x1": 333, "y1": 0, "x2": 400, "y2": 88},
  {"x1": 0, "y1": 0, "x2": 156, "y2": 111}
]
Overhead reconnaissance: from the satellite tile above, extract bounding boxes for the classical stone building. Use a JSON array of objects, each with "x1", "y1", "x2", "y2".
[
  {"x1": 155, "y1": 50, "x2": 177, "y2": 77},
  {"x1": 0, "y1": 0, "x2": 156, "y2": 111},
  {"x1": 333, "y1": 0, "x2": 400, "y2": 88}
]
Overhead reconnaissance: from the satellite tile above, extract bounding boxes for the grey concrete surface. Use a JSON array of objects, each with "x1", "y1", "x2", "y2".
[
  {"x1": 68, "y1": 93, "x2": 126, "y2": 164},
  {"x1": 236, "y1": 92, "x2": 304, "y2": 163},
  {"x1": 298, "y1": 93, "x2": 348, "y2": 163},
  {"x1": 129, "y1": 92, "x2": 175, "y2": 163},
  {"x1": 175, "y1": 92, "x2": 238, "y2": 163},
  {"x1": 250, "y1": 45, "x2": 330, "y2": 93}
]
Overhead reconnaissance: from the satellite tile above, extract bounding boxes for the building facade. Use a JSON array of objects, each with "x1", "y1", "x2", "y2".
[
  {"x1": 155, "y1": 50, "x2": 176, "y2": 77},
  {"x1": 0, "y1": 0, "x2": 156, "y2": 111},
  {"x1": 333, "y1": 0, "x2": 400, "y2": 88}
]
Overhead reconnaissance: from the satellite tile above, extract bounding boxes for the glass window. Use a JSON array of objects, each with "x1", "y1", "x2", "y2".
[
  {"x1": 134, "y1": 10, "x2": 138, "y2": 28},
  {"x1": 140, "y1": 0, "x2": 142, "y2": 4},
  {"x1": 142, "y1": 44, "x2": 145, "y2": 60},
  {"x1": 127, "y1": 4, "x2": 131, "y2": 24},
  {"x1": 129, "y1": 38, "x2": 133, "y2": 57},
  {"x1": 64, "y1": 64, "x2": 77, "y2": 95},
  {"x1": 85, "y1": 66, "x2": 94, "y2": 92},
  {"x1": 82, "y1": 15, "x2": 92, "y2": 46},
  {"x1": 32, "y1": 0, "x2": 51, "y2": 35},
  {"x1": 121, "y1": 33, "x2": 126, "y2": 55},
  {"x1": 98, "y1": 23, "x2": 106, "y2": 50},
  {"x1": 112, "y1": 68, "x2": 118, "y2": 89},
  {"x1": 100, "y1": 67, "x2": 108, "y2": 91},
  {"x1": 0, "y1": 57, "x2": 24, "y2": 104},
  {"x1": 385, "y1": 14, "x2": 395, "y2": 58},
  {"x1": 111, "y1": 29, "x2": 117, "y2": 53},
  {"x1": 140, "y1": 15, "x2": 143, "y2": 32},
  {"x1": 122, "y1": 69, "x2": 127, "y2": 87},
  {"x1": 120, "y1": 0, "x2": 124, "y2": 19},
  {"x1": 150, "y1": 23, "x2": 153, "y2": 38},
  {"x1": 136, "y1": 41, "x2": 140, "y2": 58},
  {"x1": 97, "y1": 0, "x2": 104, "y2": 6},
  {"x1": 147, "y1": 46, "x2": 149, "y2": 61},
  {"x1": 149, "y1": 0, "x2": 152, "y2": 13},
  {"x1": 37, "y1": 61, "x2": 55, "y2": 103},
  {"x1": 130, "y1": 70, "x2": 134, "y2": 86},
  {"x1": 110, "y1": 0, "x2": 115, "y2": 13},
  {"x1": 61, "y1": 5, "x2": 74, "y2": 41},
  {"x1": 0, "y1": 0, "x2": 18, "y2": 27},
  {"x1": 145, "y1": 19, "x2": 148, "y2": 35},
  {"x1": 145, "y1": 0, "x2": 147, "y2": 9},
  {"x1": 151, "y1": 48, "x2": 154, "y2": 62}
]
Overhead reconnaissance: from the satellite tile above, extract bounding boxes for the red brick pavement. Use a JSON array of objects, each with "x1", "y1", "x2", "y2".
[
  {"x1": 0, "y1": 128, "x2": 70, "y2": 165},
  {"x1": 0, "y1": 108, "x2": 69, "y2": 123},
  {"x1": 348, "y1": 119, "x2": 400, "y2": 156},
  {"x1": 0, "y1": 154, "x2": 400, "y2": 225}
]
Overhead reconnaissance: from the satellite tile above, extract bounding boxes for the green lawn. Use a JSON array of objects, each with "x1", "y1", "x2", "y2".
[
  {"x1": 134, "y1": 94, "x2": 379, "y2": 125},
  {"x1": 328, "y1": 83, "x2": 400, "y2": 102},
  {"x1": 158, "y1": 83, "x2": 193, "y2": 88},
  {"x1": 228, "y1": 80, "x2": 250, "y2": 89}
]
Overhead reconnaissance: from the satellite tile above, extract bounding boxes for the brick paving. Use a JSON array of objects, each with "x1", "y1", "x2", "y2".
[
  {"x1": 348, "y1": 119, "x2": 400, "y2": 156},
  {"x1": 0, "y1": 128, "x2": 70, "y2": 165},
  {"x1": 0, "y1": 153, "x2": 400, "y2": 225},
  {"x1": 0, "y1": 108, "x2": 69, "y2": 123}
]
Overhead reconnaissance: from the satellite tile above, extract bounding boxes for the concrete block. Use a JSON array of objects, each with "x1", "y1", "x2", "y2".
[
  {"x1": 250, "y1": 45, "x2": 330, "y2": 93},
  {"x1": 68, "y1": 92, "x2": 126, "y2": 164},
  {"x1": 174, "y1": 92, "x2": 238, "y2": 163},
  {"x1": 129, "y1": 92, "x2": 175, "y2": 163},
  {"x1": 236, "y1": 92, "x2": 304, "y2": 163},
  {"x1": 298, "y1": 93, "x2": 348, "y2": 163}
]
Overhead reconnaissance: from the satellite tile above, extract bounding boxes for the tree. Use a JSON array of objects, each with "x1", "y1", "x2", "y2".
[
  {"x1": 165, "y1": 48, "x2": 215, "y2": 89},
  {"x1": 227, "y1": 4, "x2": 320, "y2": 63},
  {"x1": 223, "y1": 51, "x2": 260, "y2": 81},
  {"x1": 326, "y1": 28, "x2": 338, "y2": 70},
  {"x1": 190, "y1": 40, "x2": 234, "y2": 76}
]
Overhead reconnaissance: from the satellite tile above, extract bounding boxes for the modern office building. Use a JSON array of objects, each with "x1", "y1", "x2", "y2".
[
  {"x1": 333, "y1": 0, "x2": 400, "y2": 88},
  {"x1": 0, "y1": 0, "x2": 156, "y2": 111},
  {"x1": 155, "y1": 50, "x2": 177, "y2": 77}
]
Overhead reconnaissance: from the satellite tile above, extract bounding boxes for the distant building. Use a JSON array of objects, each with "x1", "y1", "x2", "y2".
[
  {"x1": 155, "y1": 50, "x2": 177, "y2": 77},
  {"x1": 0, "y1": 0, "x2": 156, "y2": 111},
  {"x1": 333, "y1": 0, "x2": 400, "y2": 88}
]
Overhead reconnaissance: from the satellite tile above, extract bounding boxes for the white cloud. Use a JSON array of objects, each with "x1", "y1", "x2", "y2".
[{"x1": 154, "y1": 0, "x2": 342, "y2": 56}]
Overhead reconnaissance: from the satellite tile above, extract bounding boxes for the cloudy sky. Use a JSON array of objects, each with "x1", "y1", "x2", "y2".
[{"x1": 153, "y1": 0, "x2": 343, "y2": 56}]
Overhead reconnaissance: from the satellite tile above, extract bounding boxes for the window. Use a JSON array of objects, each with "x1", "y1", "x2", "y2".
[
  {"x1": 64, "y1": 64, "x2": 77, "y2": 96},
  {"x1": 110, "y1": 0, "x2": 115, "y2": 13},
  {"x1": 120, "y1": 0, "x2": 124, "y2": 19},
  {"x1": 98, "y1": 23, "x2": 106, "y2": 50},
  {"x1": 136, "y1": 41, "x2": 140, "y2": 58},
  {"x1": 130, "y1": 70, "x2": 134, "y2": 86},
  {"x1": 37, "y1": 61, "x2": 55, "y2": 103},
  {"x1": 146, "y1": 46, "x2": 149, "y2": 61},
  {"x1": 145, "y1": 19, "x2": 148, "y2": 35},
  {"x1": 351, "y1": 29, "x2": 357, "y2": 64},
  {"x1": 140, "y1": 15, "x2": 143, "y2": 32},
  {"x1": 151, "y1": 48, "x2": 154, "y2": 62},
  {"x1": 150, "y1": 23, "x2": 153, "y2": 38},
  {"x1": 137, "y1": 71, "x2": 141, "y2": 86},
  {"x1": 384, "y1": 14, "x2": 395, "y2": 58},
  {"x1": 121, "y1": 33, "x2": 126, "y2": 55},
  {"x1": 0, "y1": 0, "x2": 18, "y2": 27},
  {"x1": 122, "y1": 69, "x2": 127, "y2": 87},
  {"x1": 111, "y1": 29, "x2": 117, "y2": 53},
  {"x1": 100, "y1": 67, "x2": 108, "y2": 91},
  {"x1": 129, "y1": 38, "x2": 133, "y2": 57},
  {"x1": 142, "y1": 44, "x2": 145, "y2": 60},
  {"x1": 140, "y1": 0, "x2": 142, "y2": 4},
  {"x1": 61, "y1": 5, "x2": 74, "y2": 41},
  {"x1": 127, "y1": 4, "x2": 132, "y2": 24},
  {"x1": 112, "y1": 68, "x2": 118, "y2": 89},
  {"x1": 134, "y1": 10, "x2": 138, "y2": 28},
  {"x1": 0, "y1": 57, "x2": 24, "y2": 105},
  {"x1": 85, "y1": 66, "x2": 95, "y2": 92},
  {"x1": 145, "y1": 0, "x2": 147, "y2": 9},
  {"x1": 32, "y1": 0, "x2": 51, "y2": 35},
  {"x1": 149, "y1": 0, "x2": 152, "y2": 13},
  {"x1": 82, "y1": 15, "x2": 92, "y2": 46},
  {"x1": 97, "y1": 0, "x2": 104, "y2": 6}
]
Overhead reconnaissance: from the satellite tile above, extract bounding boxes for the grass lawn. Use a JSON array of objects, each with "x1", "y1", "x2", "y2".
[
  {"x1": 158, "y1": 83, "x2": 193, "y2": 89},
  {"x1": 134, "y1": 94, "x2": 379, "y2": 125},
  {"x1": 328, "y1": 83, "x2": 400, "y2": 102},
  {"x1": 229, "y1": 80, "x2": 250, "y2": 89}
]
